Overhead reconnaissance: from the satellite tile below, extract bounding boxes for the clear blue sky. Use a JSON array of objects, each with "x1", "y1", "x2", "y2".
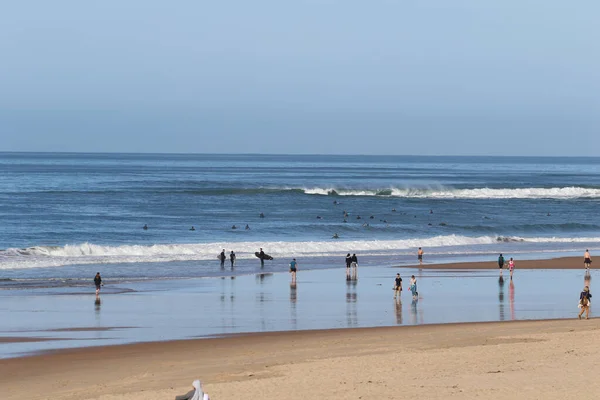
[{"x1": 1, "y1": 1, "x2": 598, "y2": 155}]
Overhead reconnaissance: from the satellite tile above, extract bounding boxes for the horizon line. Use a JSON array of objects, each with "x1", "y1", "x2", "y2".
[{"x1": 1, "y1": 151, "x2": 599, "y2": 159}]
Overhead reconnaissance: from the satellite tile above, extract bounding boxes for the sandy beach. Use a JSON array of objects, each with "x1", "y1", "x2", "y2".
[
  {"x1": 419, "y1": 256, "x2": 588, "y2": 270},
  {"x1": 2, "y1": 319, "x2": 599, "y2": 400}
]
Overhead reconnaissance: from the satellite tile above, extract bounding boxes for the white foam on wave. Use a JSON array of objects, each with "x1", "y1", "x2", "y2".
[
  {"x1": 3, "y1": 235, "x2": 600, "y2": 270},
  {"x1": 301, "y1": 186, "x2": 600, "y2": 199}
]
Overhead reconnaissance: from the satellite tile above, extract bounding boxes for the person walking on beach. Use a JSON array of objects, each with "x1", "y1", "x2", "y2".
[
  {"x1": 94, "y1": 272, "x2": 102, "y2": 296},
  {"x1": 345, "y1": 253, "x2": 352, "y2": 280},
  {"x1": 584, "y1": 249, "x2": 592, "y2": 270},
  {"x1": 289, "y1": 258, "x2": 298, "y2": 283},
  {"x1": 230, "y1": 251, "x2": 236, "y2": 267},
  {"x1": 578, "y1": 286, "x2": 592, "y2": 320},
  {"x1": 508, "y1": 258, "x2": 515, "y2": 280},
  {"x1": 498, "y1": 254, "x2": 505, "y2": 275},
  {"x1": 394, "y1": 273, "x2": 403, "y2": 298},
  {"x1": 409, "y1": 275, "x2": 418, "y2": 299},
  {"x1": 219, "y1": 249, "x2": 226, "y2": 267},
  {"x1": 418, "y1": 247, "x2": 424, "y2": 265}
]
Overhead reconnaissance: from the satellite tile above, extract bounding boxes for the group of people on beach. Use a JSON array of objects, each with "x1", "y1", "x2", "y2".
[
  {"x1": 218, "y1": 249, "x2": 236, "y2": 267},
  {"x1": 497, "y1": 254, "x2": 516, "y2": 279},
  {"x1": 394, "y1": 273, "x2": 418, "y2": 300},
  {"x1": 345, "y1": 253, "x2": 359, "y2": 280}
]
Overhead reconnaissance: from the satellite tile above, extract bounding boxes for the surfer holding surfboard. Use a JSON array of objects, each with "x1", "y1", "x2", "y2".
[{"x1": 255, "y1": 248, "x2": 273, "y2": 267}]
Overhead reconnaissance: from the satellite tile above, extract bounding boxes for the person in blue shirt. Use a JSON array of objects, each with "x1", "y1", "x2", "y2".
[{"x1": 289, "y1": 258, "x2": 298, "y2": 283}]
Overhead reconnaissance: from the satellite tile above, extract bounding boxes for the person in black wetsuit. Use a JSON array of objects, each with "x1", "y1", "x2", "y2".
[
  {"x1": 143, "y1": 224, "x2": 148, "y2": 230},
  {"x1": 219, "y1": 249, "x2": 226, "y2": 267},
  {"x1": 230, "y1": 251, "x2": 236, "y2": 267},
  {"x1": 259, "y1": 248, "x2": 265, "y2": 267},
  {"x1": 345, "y1": 253, "x2": 352, "y2": 280},
  {"x1": 94, "y1": 272, "x2": 102, "y2": 296}
]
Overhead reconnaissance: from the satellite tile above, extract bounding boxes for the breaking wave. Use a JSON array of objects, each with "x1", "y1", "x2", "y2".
[
  {"x1": 300, "y1": 186, "x2": 600, "y2": 199},
  {"x1": 2, "y1": 235, "x2": 600, "y2": 270}
]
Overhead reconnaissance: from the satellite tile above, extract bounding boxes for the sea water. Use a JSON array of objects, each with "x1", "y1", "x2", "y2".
[{"x1": 1, "y1": 153, "x2": 600, "y2": 287}]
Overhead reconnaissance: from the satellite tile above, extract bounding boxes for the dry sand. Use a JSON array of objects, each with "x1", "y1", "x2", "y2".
[
  {"x1": 2, "y1": 318, "x2": 600, "y2": 400},
  {"x1": 417, "y1": 256, "x2": 587, "y2": 269}
]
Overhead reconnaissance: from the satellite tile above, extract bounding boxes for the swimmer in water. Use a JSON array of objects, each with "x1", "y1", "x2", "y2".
[
  {"x1": 259, "y1": 212, "x2": 265, "y2": 218},
  {"x1": 231, "y1": 225, "x2": 237, "y2": 230},
  {"x1": 316, "y1": 216, "x2": 322, "y2": 219},
  {"x1": 245, "y1": 224, "x2": 250, "y2": 230},
  {"x1": 190, "y1": 226, "x2": 196, "y2": 231},
  {"x1": 332, "y1": 233, "x2": 340, "y2": 239},
  {"x1": 143, "y1": 224, "x2": 148, "y2": 230}
]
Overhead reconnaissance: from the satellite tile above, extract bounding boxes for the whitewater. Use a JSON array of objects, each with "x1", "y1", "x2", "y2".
[
  {"x1": 301, "y1": 186, "x2": 600, "y2": 199},
  {"x1": 2, "y1": 153, "x2": 600, "y2": 279},
  {"x1": 2, "y1": 235, "x2": 600, "y2": 270}
]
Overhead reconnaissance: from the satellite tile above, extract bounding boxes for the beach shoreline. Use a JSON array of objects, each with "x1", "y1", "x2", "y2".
[
  {"x1": 2, "y1": 318, "x2": 599, "y2": 400},
  {"x1": 402, "y1": 255, "x2": 589, "y2": 270}
]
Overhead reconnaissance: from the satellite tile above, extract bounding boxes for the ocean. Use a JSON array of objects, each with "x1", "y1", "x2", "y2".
[{"x1": 1, "y1": 153, "x2": 599, "y2": 288}]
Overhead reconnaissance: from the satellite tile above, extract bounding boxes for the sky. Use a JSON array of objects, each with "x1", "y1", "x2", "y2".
[{"x1": 1, "y1": 1, "x2": 598, "y2": 155}]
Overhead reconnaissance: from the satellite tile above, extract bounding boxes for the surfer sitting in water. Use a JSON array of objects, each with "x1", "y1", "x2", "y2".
[
  {"x1": 259, "y1": 213, "x2": 265, "y2": 218},
  {"x1": 190, "y1": 226, "x2": 196, "y2": 231},
  {"x1": 143, "y1": 224, "x2": 148, "y2": 230},
  {"x1": 231, "y1": 225, "x2": 237, "y2": 230},
  {"x1": 332, "y1": 233, "x2": 340, "y2": 239}
]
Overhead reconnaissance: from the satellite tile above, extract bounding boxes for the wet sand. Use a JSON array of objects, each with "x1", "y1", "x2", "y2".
[
  {"x1": 0, "y1": 265, "x2": 594, "y2": 358},
  {"x1": 415, "y1": 256, "x2": 587, "y2": 269},
  {"x1": 2, "y1": 319, "x2": 600, "y2": 400}
]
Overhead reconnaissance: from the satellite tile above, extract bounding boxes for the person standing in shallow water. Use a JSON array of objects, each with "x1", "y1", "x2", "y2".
[
  {"x1": 394, "y1": 273, "x2": 403, "y2": 298},
  {"x1": 229, "y1": 251, "x2": 236, "y2": 267},
  {"x1": 345, "y1": 253, "x2": 352, "y2": 280},
  {"x1": 409, "y1": 275, "x2": 418, "y2": 299},
  {"x1": 219, "y1": 249, "x2": 226, "y2": 267},
  {"x1": 508, "y1": 258, "x2": 515, "y2": 280},
  {"x1": 94, "y1": 272, "x2": 102, "y2": 296},
  {"x1": 498, "y1": 253, "x2": 505, "y2": 275},
  {"x1": 579, "y1": 286, "x2": 592, "y2": 320},
  {"x1": 289, "y1": 258, "x2": 298, "y2": 283},
  {"x1": 417, "y1": 247, "x2": 424, "y2": 265}
]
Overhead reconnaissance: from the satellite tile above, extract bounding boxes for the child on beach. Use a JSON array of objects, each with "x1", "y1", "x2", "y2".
[
  {"x1": 578, "y1": 286, "x2": 592, "y2": 320},
  {"x1": 394, "y1": 273, "x2": 402, "y2": 298},
  {"x1": 409, "y1": 275, "x2": 418, "y2": 299},
  {"x1": 508, "y1": 258, "x2": 515, "y2": 280}
]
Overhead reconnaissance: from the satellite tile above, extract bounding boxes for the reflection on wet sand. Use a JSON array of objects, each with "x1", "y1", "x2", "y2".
[
  {"x1": 395, "y1": 298, "x2": 402, "y2": 325},
  {"x1": 410, "y1": 299, "x2": 419, "y2": 325},
  {"x1": 498, "y1": 276, "x2": 505, "y2": 321},
  {"x1": 509, "y1": 280, "x2": 515, "y2": 320},
  {"x1": 346, "y1": 279, "x2": 358, "y2": 327},
  {"x1": 289, "y1": 283, "x2": 297, "y2": 329},
  {"x1": 94, "y1": 297, "x2": 101, "y2": 313}
]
